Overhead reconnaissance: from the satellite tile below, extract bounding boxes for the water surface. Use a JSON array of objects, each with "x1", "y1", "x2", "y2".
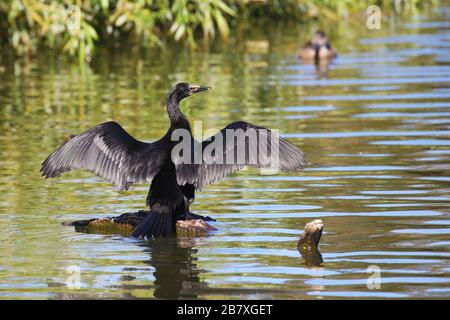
[{"x1": 0, "y1": 6, "x2": 449, "y2": 299}]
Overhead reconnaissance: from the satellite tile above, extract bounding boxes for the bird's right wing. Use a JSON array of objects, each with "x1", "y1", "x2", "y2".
[{"x1": 41, "y1": 121, "x2": 167, "y2": 190}]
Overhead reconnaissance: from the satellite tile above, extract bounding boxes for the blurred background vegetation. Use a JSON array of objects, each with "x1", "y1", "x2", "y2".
[{"x1": 0, "y1": 0, "x2": 434, "y2": 63}]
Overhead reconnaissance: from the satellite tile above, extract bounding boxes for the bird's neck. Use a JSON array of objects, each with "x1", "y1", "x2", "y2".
[{"x1": 166, "y1": 96, "x2": 191, "y2": 132}]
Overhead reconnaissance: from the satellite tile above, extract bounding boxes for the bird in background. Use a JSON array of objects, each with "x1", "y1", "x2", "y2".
[
  {"x1": 41, "y1": 83, "x2": 306, "y2": 239},
  {"x1": 298, "y1": 30, "x2": 337, "y2": 61}
]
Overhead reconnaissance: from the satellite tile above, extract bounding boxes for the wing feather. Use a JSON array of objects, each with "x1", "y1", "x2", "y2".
[
  {"x1": 41, "y1": 121, "x2": 167, "y2": 190},
  {"x1": 175, "y1": 121, "x2": 306, "y2": 190}
]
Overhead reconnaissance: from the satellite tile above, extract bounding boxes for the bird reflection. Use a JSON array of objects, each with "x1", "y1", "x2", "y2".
[
  {"x1": 138, "y1": 236, "x2": 207, "y2": 299},
  {"x1": 49, "y1": 233, "x2": 207, "y2": 299},
  {"x1": 314, "y1": 59, "x2": 332, "y2": 79},
  {"x1": 297, "y1": 55, "x2": 334, "y2": 79}
]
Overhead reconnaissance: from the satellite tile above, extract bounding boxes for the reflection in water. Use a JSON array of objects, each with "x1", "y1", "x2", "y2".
[
  {"x1": 297, "y1": 55, "x2": 333, "y2": 79},
  {"x1": 299, "y1": 246, "x2": 323, "y2": 268},
  {"x1": 141, "y1": 237, "x2": 205, "y2": 299},
  {"x1": 314, "y1": 60, "x2": 332, "y2": 79}
]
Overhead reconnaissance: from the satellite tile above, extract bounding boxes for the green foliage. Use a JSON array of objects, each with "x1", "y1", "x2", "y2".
[
  {"x1": 1, "y1": 0, "x2": 236, "y2": 60},
  {"x1": 0, "y1": 0, "x2": 433, "y2": 61}
]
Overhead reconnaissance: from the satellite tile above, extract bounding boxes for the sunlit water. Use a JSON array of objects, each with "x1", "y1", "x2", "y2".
[{"x1": 0, "y1": 6, "x2": 449, "y2": 299}]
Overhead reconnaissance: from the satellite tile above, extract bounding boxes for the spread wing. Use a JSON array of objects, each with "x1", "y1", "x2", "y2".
[
  {"x1": 41, "y1": 121, "x2": 167, "y2": 190},
  {"x1": 175, "y1": 121, "x2": 306, "y2": 190}
]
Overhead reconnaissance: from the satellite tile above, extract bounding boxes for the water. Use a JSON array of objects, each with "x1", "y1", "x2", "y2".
[{"x1": 0, "y1": 6, "x2": 449, "y2": 299}]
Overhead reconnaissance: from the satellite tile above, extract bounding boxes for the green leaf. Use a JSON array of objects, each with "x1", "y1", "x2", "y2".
[
  {"x1": 115, "y1": 14, "x2": 127, "y2": 27},
  {"x1": 212, "y1": 0, "x2": 236, "y2": 17}
]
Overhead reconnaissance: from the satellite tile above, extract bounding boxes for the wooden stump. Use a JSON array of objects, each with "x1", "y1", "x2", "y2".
[
  {"x1": 63, "y1": 210, "x2": 216, "y2": 237},
  {"x1": 297, "y1": 219, "x2": 324, "y2": 267}
]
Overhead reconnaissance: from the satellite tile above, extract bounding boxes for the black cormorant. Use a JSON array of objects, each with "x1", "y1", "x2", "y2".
[{"x1": 41, "y1": 83, "x2": 306, "y2": 239}]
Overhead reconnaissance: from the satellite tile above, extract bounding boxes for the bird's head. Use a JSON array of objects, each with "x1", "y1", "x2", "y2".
[
  {"x1": 168, "y1": 82, "x2": 211, "y2": 102},
  {"x1": 312, "y1": 31, "x2": 329, "y2": 48}
]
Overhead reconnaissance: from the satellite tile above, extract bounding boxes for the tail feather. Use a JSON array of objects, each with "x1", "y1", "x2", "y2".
[{"x1": 132, "y1": 212, "x2": 175, "y2": 239}]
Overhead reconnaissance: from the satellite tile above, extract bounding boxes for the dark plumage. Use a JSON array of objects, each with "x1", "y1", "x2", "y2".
[{"x1": 41, "y1": 82, "x2": 306, "y2": 239}]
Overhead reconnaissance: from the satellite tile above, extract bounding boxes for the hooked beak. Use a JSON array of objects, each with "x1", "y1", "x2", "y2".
[{"x1": 189, "y1": 85, "x2": 211, "y2": 95}]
